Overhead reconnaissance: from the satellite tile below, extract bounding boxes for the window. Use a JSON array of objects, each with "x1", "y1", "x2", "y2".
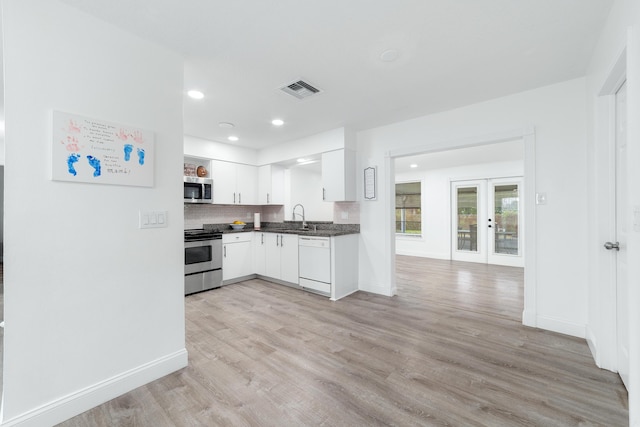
[{"x1": 395, "y1": 181, "x2": 422, "y2": 235}]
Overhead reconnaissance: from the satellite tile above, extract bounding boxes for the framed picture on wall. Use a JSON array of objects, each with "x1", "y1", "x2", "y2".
[{"x1": 364, "y1": 166, "x2": 376, "y2": 200}]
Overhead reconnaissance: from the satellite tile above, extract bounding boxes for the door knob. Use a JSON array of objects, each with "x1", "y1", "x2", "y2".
[{"x1": 604, "y1": 241, "x2": 620, "y2": 251}]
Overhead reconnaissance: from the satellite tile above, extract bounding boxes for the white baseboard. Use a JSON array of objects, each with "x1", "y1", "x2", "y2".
[
  {"x1": 1, "y1": 349, "x2": 188, "y2": 427},
  {"x1": 395, "y1": 250, "x2": 450, "y2": 260},
  {"x1": 358, "y1": 282, "x2": 394, "y2": 296},
  {"x1": 585, "y1": 326, "x2": 599, "y2": 367},
  {"x1": 522, "y1": 309, "x2": 536, "y2": 328},
  {"x1": 536, "y1": 315, "x2": 586, "y2": 339}
]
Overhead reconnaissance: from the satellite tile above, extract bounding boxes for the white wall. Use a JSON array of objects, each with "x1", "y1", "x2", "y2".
[
  {"x1": 357, "y1": 77, "x2": 588, "y2": 337},
  {"x1": 585, "y1": 0, "x2": 640, "y2": 424},
  {"x1": 396, "y1": 161, "x2": 523, "y2": 259},
  {"x1": 184, "y1": 134, "x2": 259, "y2": 165},
  {"x1": 285, "y1": 167, "x2": 333, "y2": 221},
  {"x1": 258, "y1": 127, "x2": 346, "y2": 166},
  {"x1": 2, "y1": 1, "x2": 186, "y2": 425}
]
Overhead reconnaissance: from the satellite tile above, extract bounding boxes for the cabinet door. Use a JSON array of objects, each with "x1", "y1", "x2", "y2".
[
  {"x1": 321, "y1": 150, "x2": 346, "y2": 202},
  {"x1": 264, "y1": 233, "x2": 281, "y2": 279},
  {"x1": 321, "y1": 149, "x2": 355, "y2": 202},
  {"x1": 223, "y1": 241, "x2": 253, "y2": 280},
  {"x1": 236, "y1": 164, "x2": 258, "y2": 205},
  {"x1": 258, "y1": 166, "x2": 271, "y2": 204},
  {"x1": 280, "y1": 234, "x2": 299, "y2": 284},
  {"x1": 258, "y1": 165, "x2": 285, "y2": 204},
  {"x1": 210, "y1": 160, "x2": 237, "y2": 204},
  {"x1": 253, "y1": 232, "x2": 266, "y2": 276}
]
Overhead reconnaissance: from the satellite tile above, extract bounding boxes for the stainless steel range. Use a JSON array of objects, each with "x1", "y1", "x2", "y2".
[{"x1": 184, "y1": 229, "x2": 223, "y2": 295}]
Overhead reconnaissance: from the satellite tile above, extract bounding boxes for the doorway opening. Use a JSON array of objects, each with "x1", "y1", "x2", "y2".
[
  {"x1": 394, "y1": 139, "x2": 524, "y2": 267},
  {"x1": 390, "y1": 130, "x2": 536, "y2": 327}
]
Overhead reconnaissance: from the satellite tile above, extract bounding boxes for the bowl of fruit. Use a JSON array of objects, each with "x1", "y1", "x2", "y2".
[{"x1": 230, "y1": 221, "x2": 246, "y2": 230}]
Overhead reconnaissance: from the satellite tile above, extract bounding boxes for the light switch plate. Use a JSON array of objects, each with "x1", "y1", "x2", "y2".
[{"x1": 139, "y1": 210, "x2": 168, "y2": 229}]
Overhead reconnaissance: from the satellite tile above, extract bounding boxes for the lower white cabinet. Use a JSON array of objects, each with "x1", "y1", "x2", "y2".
[
  {"x1": 328, "y1": 234, "x2": 359, "y2": 300},
  {"x1": 263, "y1": 233, "x2": 299, "y2": 284},
  {"x1": 253, "y1": 232, "x2": 267, "y2": 276},
  {"x1": 223, "y1": 233, "x2": 253, "y2": 282}
]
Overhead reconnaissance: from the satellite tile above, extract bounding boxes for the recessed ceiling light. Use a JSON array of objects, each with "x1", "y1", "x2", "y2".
[
  {"x1": 218, "y1": 122, "x2": 234, "y2": 128},
  {"x1": 187, "y1": 90, "x2": 204, "y2": 99},
  {"x1": 272, "y1": 119, "x2": 284, "y2": 126},
  {"x1": 380, "y1": 49, "x2": 400, "y2": 62},
  {"x1": 410, "y1": 164, "x2": 418, "y2": 168},
  {"x1": 228, "y1": 136, "x2": 239, "y2": 142}
]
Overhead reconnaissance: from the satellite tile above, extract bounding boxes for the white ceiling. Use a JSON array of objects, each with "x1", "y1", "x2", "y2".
[
  {"x1": 395, "y1": 139, "x2": 524, "y2": 174},
  {"x1": 58, "y1": 0, "x2": 613, "y2": 151}
]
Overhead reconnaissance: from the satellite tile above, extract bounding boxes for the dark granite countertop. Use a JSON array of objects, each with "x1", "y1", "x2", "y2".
[{"x1": 203, "y1": 221, "x2": 359, "y2": 237}]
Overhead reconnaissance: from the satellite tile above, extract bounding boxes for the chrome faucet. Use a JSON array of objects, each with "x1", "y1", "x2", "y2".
[{"x1": 292, "y1": 204, "x2": 307, "y2": 229}]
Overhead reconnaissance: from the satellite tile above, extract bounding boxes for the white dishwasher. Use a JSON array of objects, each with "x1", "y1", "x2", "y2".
[{"x1": 298, "y1": 236, "x2": 331, "y2": 294}]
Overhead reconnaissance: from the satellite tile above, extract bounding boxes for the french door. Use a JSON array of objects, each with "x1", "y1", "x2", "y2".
[{"x1": 451, "y1": 178, "x2": 524, "y2": 267}]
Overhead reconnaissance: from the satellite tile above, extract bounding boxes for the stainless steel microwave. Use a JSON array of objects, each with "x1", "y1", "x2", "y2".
[{"x1": 184, "y1": 177, "x2": 213, "y2": 203}]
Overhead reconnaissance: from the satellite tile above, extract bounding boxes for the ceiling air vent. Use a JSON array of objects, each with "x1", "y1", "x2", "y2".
[{"x1": 280, "y1": 80, "x2": 321, "y2": 100}]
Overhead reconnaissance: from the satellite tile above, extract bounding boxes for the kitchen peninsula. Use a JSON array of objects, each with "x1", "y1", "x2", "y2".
[{"x1": 203, "y1": 221, "x2": 359, "y2": 301}]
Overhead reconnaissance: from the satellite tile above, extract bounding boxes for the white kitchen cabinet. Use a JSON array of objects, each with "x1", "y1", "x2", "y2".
[
  {"x1": 280, "y1": 234, "x2": 299, "y2": 283},
  {"x1": 321, "y1": 149, "x2": 356, "y2": 202},
  {"x1": 258, "y1": 164, "x2": 285, "y2": 205},
  {"x1": 264, "y1": 233, "x2": 298, "y2": 284},
  {"x1": 223, "y1": 233, "x2": 253, "y2": 282},
  {"x1": 236, "y1": 163, "x2": 258, "y2": 204},
  {"x1": 329, "y1": 234, "x2": 359, "y2": 300},
  {"x1": 253, "y1": 232, "x2": 267, "y2": 276},
  {"x1": 210, "y1": 160, "x2": 258, "y2": 205}
]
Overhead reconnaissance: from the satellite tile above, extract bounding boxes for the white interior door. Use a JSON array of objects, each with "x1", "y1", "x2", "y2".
[
  {"x1": 452, "y1": 178, "x2": 524, "y2": 267},
  {"x1": 614, "y1": 80, "x2": 629, "y2": 390}
]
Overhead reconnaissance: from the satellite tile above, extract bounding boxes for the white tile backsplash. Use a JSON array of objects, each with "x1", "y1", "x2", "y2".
[
  {"x1": 333, "y1": 202, "x2": 360, "y2": 224},
  {"x1": 185, "y1": 202, "x2": 359, "y2": 229},
  {"x1": 184, "y1": 204, "x2": 284, "y2": 229}
]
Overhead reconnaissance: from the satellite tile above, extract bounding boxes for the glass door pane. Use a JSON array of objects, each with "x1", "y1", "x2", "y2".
[
  {"x1": 457, "y1": 187, "x2": 478, "y2": 252},
  {"x1": 493, "y1": 184, "x2": 519, "y2": 255}
]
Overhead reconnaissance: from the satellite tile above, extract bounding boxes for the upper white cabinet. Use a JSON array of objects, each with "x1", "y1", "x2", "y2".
[
  {"x1": 210, "y1": 160, "x2": 258, "y2": 205},
  {"x1": 236, "y1": 163, "x2": 258, "y2": 205},
  {"x1": 321, "y1": 149, "x2": 356, "y2": 202},
  {"x1": 258, "y1": 164, "x2": 285, "y2": 205}
]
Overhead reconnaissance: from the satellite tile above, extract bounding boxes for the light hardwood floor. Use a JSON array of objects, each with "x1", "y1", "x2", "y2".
[{"x1": 59, "y1": 256, "x2": 628, "y2": 426}]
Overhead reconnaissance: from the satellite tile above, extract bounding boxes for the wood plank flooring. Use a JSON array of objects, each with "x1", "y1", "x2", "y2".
[{"x1": 58, "y1": 256, "x2": 628, "y2": 426}]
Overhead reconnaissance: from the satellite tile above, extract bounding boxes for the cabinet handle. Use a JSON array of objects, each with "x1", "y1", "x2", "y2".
[
  {"x1": 224, "y1": 245, "x2": 227, "y2": 257},
  {"x1": 276, "y1": 235, "x2": 279, "y2": 247},
  {"x1": 239, "y1": 193, "x2": 242, "y2": 204},
  {"x1": 280, "y1": 235, "x2": 284, "y2": 247},
  {"x1": 233, "y1": 192, "x2": 236, "y2": 204},
  {"x1": 323, "y1": 188, "x2": 326, "y2": 200},
  {"x1": 261, "y1": 234, "x2": 264, "y2": 245},
  {"x1": 267, "y1": 193, "x2": 270, "y2": 204}
]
